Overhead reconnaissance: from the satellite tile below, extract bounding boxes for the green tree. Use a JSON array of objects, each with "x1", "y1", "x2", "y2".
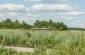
[
  {"x1": 14, "y1": 20, "x2": 20, "y2": 29},
  {"x1": 2, "y1": 18, "x2": 13, "y2": 28},
  {"x1": 20, "y1": 21, "x2": 31, "y2": 29}
]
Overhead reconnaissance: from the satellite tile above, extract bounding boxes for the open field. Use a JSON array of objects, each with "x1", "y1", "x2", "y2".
[{"x1": 0, "y1": 29, "x2": 85, "y2": 55}]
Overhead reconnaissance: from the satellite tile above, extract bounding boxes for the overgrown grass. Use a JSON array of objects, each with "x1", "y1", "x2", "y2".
[{"x1": 0, "y1": 29, "x2": 85, "y2": 55}]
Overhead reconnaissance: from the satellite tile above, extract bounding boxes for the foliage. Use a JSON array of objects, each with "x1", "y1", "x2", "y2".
[
  {"x1": 0, "y1": 18, "x2": 31, "y2": 29},
  {"x1": 34, "y1": 19, "x2": 68, "y2": 30},
  {"x1": 0, "y1": 18, "x2": 68, "y2": 30}
]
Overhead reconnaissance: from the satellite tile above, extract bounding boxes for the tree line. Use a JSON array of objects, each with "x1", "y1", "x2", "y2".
[
  {"x1": 0, "y1": 19, "x2": 31, "y2": 29},
  {"x1": 68, "y1": 27, "x2": 85, "y2": 31},
  {"x1": 0, "y1": 18, "x2": 68, "y2": 30},
  {"x1": 34, "y1": 19, "x2": 68, "y2": 30}
]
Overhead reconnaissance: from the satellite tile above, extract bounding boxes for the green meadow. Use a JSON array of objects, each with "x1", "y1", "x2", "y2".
[{"x1": 0, "y1": 29, "x2": 85, "y2": 55}]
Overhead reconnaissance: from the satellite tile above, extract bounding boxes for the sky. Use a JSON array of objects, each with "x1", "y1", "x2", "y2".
[{"x1": 0, "y1": 0, "x2": 85, "y2": 28}]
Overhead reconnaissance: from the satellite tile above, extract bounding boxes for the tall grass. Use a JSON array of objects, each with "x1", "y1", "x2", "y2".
[{"x1": 0, "y1": 29, "x2": 85, "y2": 55}]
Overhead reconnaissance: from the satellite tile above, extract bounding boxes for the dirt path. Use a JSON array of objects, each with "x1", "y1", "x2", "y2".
[
  {"x1": 0, "y1": 46, "x2": 52, "y2": 53},
  {"x1": 0, "y1": 46, "x2": 34, "y2": 53}
]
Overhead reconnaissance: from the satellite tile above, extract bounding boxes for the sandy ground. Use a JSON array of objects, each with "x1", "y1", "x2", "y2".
[
  {"x1": 0, "y1": 46, "x2": 52, "y2": 53},
  {"x1": 0, "y1": 46, "x2": 34, "y2": 53}
]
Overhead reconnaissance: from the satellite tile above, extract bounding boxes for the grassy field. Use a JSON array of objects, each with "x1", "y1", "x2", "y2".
[{"x1": 0, "y1": 29, "x2": 85, "y2": 55}]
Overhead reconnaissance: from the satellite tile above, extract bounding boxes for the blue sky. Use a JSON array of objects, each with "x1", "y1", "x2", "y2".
[{"x1": 0, "y1": 0, "x2": 85, "y2": 28}]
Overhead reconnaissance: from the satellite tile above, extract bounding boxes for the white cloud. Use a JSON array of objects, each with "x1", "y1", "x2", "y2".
[
  {"x1": 61, "y1": 16, "x2": 76, "y2": 19},
  {"x1": 27, "y1": 13, "x2": 39, "y2": 17},
  {"x1": 0, "y1": 3, "x2": 29, "y2": 13},
  {"x1": 6, "y1": 12, "x2": 18, "y2": 16},
  {"x1": 74, "y1": 20, "x2": 80, "y2": 23},
  {"x1": 0, "y1": 3, "x2": 31, "y2": 21},
  {"x1": 31, "y1": 4, "x2": 73, "y2": 11},
  {"x1": 67, "y1": 17, "x2": 75, "y2": 19},
  {"x1": 59, "y1": 11, "x2": 84, "y2": 16}
]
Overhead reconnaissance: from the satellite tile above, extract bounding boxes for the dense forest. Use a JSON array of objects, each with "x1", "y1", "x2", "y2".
[{"x1": 0, "y1": 18, "x2": 68, "y2": 30}]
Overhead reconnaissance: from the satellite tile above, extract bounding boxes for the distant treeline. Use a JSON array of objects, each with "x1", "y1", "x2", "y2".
[
  {"x1": 68, "y1": 27, "x2": 85, "y2": 31},
  {"x1": 0, "y1": 18, "x2": 68, "y2": 30},
  {"x1": 1, "y1": 18, "x2": 85, "y2": 31},
  {"x1": 0, "y1": 19, "x2": 31, "y2": 29},
  {"x1": 34, "y1": 20, "x2": 67, "y2": 30}
]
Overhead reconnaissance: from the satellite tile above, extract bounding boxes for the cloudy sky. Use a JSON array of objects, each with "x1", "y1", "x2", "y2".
[{"x1": 0, "y1": 0, "x2": 85, "y2": 27}]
